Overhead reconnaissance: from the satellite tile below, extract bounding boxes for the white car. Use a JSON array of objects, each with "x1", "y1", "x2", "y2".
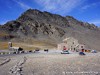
[
  {"x1": 61, "y1": 50, "x2": 69, "y2": 54},
  {"x1": 91, "y1": 50, "x2": 97, "y2": 53}
]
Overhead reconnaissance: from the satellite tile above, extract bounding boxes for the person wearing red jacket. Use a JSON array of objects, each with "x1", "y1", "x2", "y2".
[{"x1": 63, "y1": 46, "x2": 67, "y2": 51}]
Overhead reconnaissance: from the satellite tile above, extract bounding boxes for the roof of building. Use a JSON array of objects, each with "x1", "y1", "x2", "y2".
[{"x1": 10, "y1": 47, "x2": 20, "y2": 49}]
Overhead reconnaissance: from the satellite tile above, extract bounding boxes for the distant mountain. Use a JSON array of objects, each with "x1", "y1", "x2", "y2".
[{"x1": 0, "y1": 9, "x2": 100, "y2": 50}]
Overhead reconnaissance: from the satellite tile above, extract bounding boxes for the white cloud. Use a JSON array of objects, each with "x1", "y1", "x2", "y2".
[
  {"x1": 12, "y1": 0, "x2": 31, "y2": 9},
  {"x1": 89, "y1": 20, "x2": 100, "y2": 26},
  {"x1": 35, "y1": 0, "x2": 83, "y2": 15},
  {"x1": 81, "y1": 2, "x2": 100, "y2": 10}
]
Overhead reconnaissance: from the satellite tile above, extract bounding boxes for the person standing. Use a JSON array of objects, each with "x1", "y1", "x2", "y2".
[{"x1": 63, "y1": 46, "x2": 67, "y2": 51}]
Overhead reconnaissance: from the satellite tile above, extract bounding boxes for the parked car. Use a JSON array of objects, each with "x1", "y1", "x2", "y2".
[
  {"x1": 79, "y1": 52, "x2": 85, "y2": 55},
  {"x1": 91, "y1": 50, "x2": 97, "y2": 53},
  {"x1": 21, "y1": 51, "x2": 25, "y2": 53},
  {"x1": 44, "y1": 49, "x2": 49, "y2": 52},
  {"x1": 61, "y1": 50, "x2": 69, "y2": 54},
  {"x1": 34, "y1": 49, "x2": 40, "y2": 53},
  {"x1": 29, "y1": 50, "x2": 32, "y2": 53}
]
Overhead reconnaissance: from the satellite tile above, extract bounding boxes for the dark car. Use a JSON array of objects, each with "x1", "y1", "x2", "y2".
[
  {"x1": 29, "y1": 50, "x2": 32, "y2": 53},
  {"x1": 44, "y1": 49, "x2": 49, "y2": 52}
]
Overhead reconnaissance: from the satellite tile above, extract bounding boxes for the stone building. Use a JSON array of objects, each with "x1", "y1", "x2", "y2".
[
  {"x1": 8, "y1": 42, "x2": 23, "y2": 53},
  {"x1": 57, "y1": 37, "x2": 85, "y2": 51}
]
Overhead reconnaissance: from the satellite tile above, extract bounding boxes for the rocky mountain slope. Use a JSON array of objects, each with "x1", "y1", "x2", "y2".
[{"x1": 0, "y1": 9, "x2": 100, "y2": 50}]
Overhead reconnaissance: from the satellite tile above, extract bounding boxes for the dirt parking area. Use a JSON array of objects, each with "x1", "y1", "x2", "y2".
[{"x1": 0, "y1": 51, "x2": 100, "y2": 75}]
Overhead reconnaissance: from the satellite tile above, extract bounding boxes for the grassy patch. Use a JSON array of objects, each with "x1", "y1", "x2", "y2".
[
  {"x1": 0, "y1": 41, "x2": 56, "y2": 50},
  {"x1": 0, "y1": 42, "x2": 8, "y2": 50}
]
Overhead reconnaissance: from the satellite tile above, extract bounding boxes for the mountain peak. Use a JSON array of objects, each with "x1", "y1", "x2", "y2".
[
  {"x1": 24, "y1": 9, "x2": 41, "y2": 16},
  {"x1": 0, "y1": 9, "x2": 100, "y2": 50},
  {"x1": 25, "y1": 9, "x2": 42, "y2": 13}
]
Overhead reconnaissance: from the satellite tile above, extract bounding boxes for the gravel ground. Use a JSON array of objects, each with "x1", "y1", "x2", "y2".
[{"x1": 0, "y1": 51, "x2": 100, "y2": 75}]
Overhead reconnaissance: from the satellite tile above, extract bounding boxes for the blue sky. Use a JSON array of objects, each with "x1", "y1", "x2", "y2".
[{"x1": 0, "y1": 0, "x2": 100, "y2": 27}]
